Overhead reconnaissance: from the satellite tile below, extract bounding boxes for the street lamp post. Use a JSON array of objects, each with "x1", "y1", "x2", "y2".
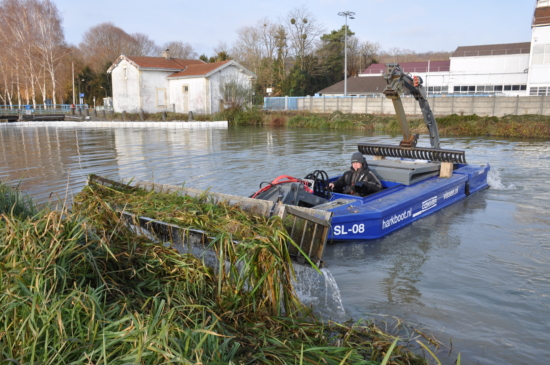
[
  {"x1": 78, "y1": 79, "x2": 86, "y2": 105},
  {"x1": 338, "y1": 11, "x2": 355, "y2": 97}
]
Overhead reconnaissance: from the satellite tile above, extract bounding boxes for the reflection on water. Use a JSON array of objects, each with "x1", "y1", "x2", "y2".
[{"x1": 1, "y1": 123, "x2": 550, "y2": 365}]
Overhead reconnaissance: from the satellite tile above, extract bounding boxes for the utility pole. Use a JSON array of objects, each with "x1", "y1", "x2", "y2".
[
  {"x1": 72, "y1": 62, "x2": 75, "y2": 105},
  {"x1": 338, "y1": 11, "x2": 355, "y2": 96}
]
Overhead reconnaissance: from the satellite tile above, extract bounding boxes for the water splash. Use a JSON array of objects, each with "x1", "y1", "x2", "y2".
[
  {"x1": 292, "y1": 264, "x2": 347, "y2": 320},
  {"x1": 488, "y1": 168, "x2": 516, "y2": 190}
]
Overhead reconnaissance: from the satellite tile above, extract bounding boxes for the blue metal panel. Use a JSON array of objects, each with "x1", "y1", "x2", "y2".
[
  {"x1": 453, "y1": 163, "x2": 490, "y2": 194},
  {"x1": 327, "y1": 173, "x2": 470, "y2": 240}
]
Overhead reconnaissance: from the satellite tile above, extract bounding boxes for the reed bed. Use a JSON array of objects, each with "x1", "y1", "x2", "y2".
[
  {"x1": 265, "y1": 111, "x2": 550, "y2": 138},
  {"x1": 0, "y1": 181, "x2": 443, "y2": 364}
]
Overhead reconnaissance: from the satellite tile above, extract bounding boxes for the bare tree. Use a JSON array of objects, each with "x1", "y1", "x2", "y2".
[
  {"x1": 385, "y1": 47, "x2": 403, "y2": 63},
  {"x1": 232, "y1": 25, "x2": 263, "y2": 73},
  {"x1": 162, "y1": 41, "x2": 198, "y2": 59},
  {"x1": 79, "y1": 22, "x2": 139, "y2": 72},
  {"x1": 0, "y1": 0, "x2": 58, "y2": 106},
  {"x1": 131, "y1": 33, "x2": 161, "y2": 57},
  {"x1": 285, "y1": 6, "x2": 325, "y2": 70},
  {"x1": 359, "y1": 40, "x2": 380, "y2": 72},
  {"x1": 33, "y1": 0, "x2": 70, "y2": 107}
]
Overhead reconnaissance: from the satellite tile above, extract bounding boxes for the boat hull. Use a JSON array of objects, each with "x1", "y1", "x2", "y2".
[{"x1": 321, "y1": 163, "x2": 490, "y2": 240}]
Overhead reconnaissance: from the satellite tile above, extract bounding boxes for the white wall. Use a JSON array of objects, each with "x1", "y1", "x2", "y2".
[
  {"x1": 139, "y1": 70, "x2": 174, "y2": 113},
  {"x1": 529, "y1": 26, "x2": 550, "y2": 88},
  {"x1": 111, "y1": 59, "x2": 141, "y2": 113},
  {"x1": 169, "y1": 78, "x2": 208, "y2": 114},
  {"x1": 111, "y1": 59, "x2": 176, "y2": 113},
  {"x1": 449, "y1": 54, "x2": 530, "y2": 95},
  {"x1": 169, "y1": 64, "x2": 253, "y2": 114}
]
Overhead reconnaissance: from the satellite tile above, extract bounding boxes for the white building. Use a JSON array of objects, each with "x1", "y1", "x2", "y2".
[
  {"x1": 348, "y1": 0, "x2": 550, "y2": 97},
  {"x1": 107, "y1": 51, "x2": 256, "y2": 114},
  {"x1": 528, "y1": 0, "x2": 550, "y2": 95}
]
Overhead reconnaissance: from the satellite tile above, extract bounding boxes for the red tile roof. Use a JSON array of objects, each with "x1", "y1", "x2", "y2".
[
  {"x1": 169, "y1": 61, "x2": 232, "y2": 77},
  {"x1": 451, "y1": 43, "x2": 531, "y2": 57},
  {"x1": 362, "y1": 61, "x2": 450, "y2": 75},
  {"x1": 124, "y1": 56, "x2": 205, "y2": 69}
]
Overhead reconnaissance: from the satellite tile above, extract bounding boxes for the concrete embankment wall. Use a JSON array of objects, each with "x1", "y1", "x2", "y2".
[{"x1": 290, "y1": 96, "x2": 550, "y2": 117}]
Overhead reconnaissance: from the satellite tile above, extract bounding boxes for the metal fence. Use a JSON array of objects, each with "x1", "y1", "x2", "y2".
[{"x1": 0, "y1": 104, "x2": 113, "y2": 114}]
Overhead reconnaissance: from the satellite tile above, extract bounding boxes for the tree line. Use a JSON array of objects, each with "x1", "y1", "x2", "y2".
[{"x1": 0, "y1": 0, "x2": 450, "y2": 108}]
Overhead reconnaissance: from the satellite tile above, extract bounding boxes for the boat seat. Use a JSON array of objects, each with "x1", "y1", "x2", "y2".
[{"x1": 368, "y1": 159, "x2": 441, "y2": 185}]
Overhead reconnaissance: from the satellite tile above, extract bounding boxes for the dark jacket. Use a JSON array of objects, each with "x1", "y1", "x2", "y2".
[{"x1": 332, "y1": 163, "x2": 382, "y2": 196}]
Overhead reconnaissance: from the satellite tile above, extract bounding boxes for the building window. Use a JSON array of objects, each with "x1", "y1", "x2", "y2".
[
  {"x1": 530, "y1": 87, "x2": 549, "y2": 95},
  {"x1": 182, "y1": 86, "x2": 188, "y2": 92},
  {"x1": 532, "y1": 44, "x2": 550, "y2": 64},
  {"x1": 477, "y1": 86, "x2": 485, "y2": 92},
  {"x1": 504, "y1": 85, "x2": 512, "y2": 91},
  {"x1": 157, "y1": 89, "x2": 166, "y2": 107},
  {"x1": 495, "y1": 85, "x2": 503, "y2": 92},
  {"x1": 123, "y1": 67, "x2": 127, "y2": 79}
]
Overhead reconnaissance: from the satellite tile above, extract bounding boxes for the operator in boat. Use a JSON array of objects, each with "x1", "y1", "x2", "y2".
[{"x1": 329, "y1": 152, "x2": 382, "y2": 196}]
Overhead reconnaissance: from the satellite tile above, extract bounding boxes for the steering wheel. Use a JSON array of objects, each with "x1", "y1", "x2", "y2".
[{"x1": 304, "y1": 170, "x2": 332, "y2": 199}]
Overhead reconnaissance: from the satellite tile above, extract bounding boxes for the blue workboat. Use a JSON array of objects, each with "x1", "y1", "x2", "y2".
[
  {"x1": 252, "y1": 159, "x2": 489, "y2": 241},
  {"x1": 252, "y1": 64, "x2": 490, "y2": 241}
]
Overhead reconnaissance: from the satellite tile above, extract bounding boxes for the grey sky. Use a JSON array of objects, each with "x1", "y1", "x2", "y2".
[{"x1": 57, "y1": 0, "x2": 534, "y2": 56}]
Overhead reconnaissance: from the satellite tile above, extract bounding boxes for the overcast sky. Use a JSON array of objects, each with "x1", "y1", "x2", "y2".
[{"x1": 56, "y1": 0, "x2": 535, "y2": 56}]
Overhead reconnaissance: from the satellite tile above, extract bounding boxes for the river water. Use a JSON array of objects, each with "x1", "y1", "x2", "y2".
[{"x1": 1, "y1": 122, "x2": 549, "y2": 365}]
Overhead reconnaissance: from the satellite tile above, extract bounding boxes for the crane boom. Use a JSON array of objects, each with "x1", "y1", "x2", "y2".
[
  {"x1": 357, "y1": 63, "x2": 466, "y2": 164},
  {"x1": 383, "y1": 63, "x2": 440, "y2": 149}
]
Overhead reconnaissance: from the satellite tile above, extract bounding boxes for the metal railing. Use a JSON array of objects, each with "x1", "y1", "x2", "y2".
[
  {"x1": 451, "y1": 48, "x2": 530, "y2": 57},
  {"x1": 361, "y1": 66, "x2": 450, "y2": 75},
  {"x1": 0, "y1": 104, "x2": 113, "y2": 114}
]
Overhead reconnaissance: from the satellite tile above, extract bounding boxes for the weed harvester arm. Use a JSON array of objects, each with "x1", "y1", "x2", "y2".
[
  {"x1": 357, "y1": 63, "x2": 466, "y2": 163},
  {"x1": 382, "y1": 63, "x2": 440, "y2": 149}
]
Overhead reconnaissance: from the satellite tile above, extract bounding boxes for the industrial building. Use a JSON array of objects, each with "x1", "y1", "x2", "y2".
[{"x1": 319, "y1": 0, "x2": 550, "y2": 97}]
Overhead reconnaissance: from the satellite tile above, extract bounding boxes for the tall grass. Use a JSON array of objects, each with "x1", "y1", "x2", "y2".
[
  {"x1": 0, "y1": 181, "x2": 38, "y2": 218},
  {"x1": 0, "y1": 182, "x2": 443, "y2": 364}
]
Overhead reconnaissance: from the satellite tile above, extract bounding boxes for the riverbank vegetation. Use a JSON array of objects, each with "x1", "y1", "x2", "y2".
[
  {"x1": 0, "y1": 181, "x2": 453, "y2": 364},
  {"x1": 101, "y1": 108, "x2": 550, "y2": 139},
  {"x1": 220, "y1": 109, "x2": 550, "y2": 138}
]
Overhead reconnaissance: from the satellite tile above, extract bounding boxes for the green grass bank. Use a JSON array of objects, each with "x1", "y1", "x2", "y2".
[{"x1": 222, "y1": 108, "x2": 550, "y2": 139}]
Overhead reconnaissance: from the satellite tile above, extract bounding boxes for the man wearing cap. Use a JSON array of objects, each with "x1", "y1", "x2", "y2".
[{"x1": 329, "y1": 152, "x2": 382, "y2": 196}]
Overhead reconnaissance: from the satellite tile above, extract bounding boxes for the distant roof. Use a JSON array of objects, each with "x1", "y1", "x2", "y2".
[
  {"x1": 107, "y1": 55, "x2": 205, "y2": 73},
  {"x1": 451, "y1": 42, "x2": 531, "y2": 57},
  {"x1": 361, "y1": 61, "x2": 450, "y2": 75},
  {"x1": 124, "y1": 56, "x2": 204, "y2": 69},
  {"x1": 533, "y1": 5, "x2": 550, "y2": 26},
  {"x1": 318, "y1": 76, "x2": 387, "y2": 95},
  {"x1": 169, "y1": 60, "x2": 232, "y2": 77}
]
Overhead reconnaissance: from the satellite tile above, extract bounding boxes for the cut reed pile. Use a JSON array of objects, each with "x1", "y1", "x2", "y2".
[{"x1": 0, "y1": 181, "x2": 441, "y2": 364}]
